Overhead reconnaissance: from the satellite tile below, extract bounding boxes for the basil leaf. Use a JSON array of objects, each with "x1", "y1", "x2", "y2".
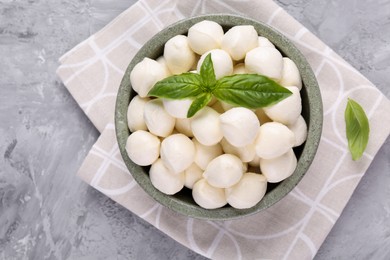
[
  {"x1": 345, "y1": 98, "x2": 370, "y2": 160},
  {"x1": 187, "y1": 93, "x2": 212, "y2": 118},
  {"x1": 200, "y1": 53, "x2": 216, "y2": 90},
  {"x1": 148, "y1": 73, "x2": 203, "y2": 99},
  {"x1": 213, "y1": 74, "x2": 292, "y2": 108}
]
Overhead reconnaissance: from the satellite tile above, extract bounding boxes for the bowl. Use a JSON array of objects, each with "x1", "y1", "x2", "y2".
[{"x1": 115, "y1": 14, "x2": 323, "y2": 220}]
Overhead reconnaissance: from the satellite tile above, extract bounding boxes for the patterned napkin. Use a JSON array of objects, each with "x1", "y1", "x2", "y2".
[{"x1": 56, "y1": 0, "x2": 390, "y2": 259}]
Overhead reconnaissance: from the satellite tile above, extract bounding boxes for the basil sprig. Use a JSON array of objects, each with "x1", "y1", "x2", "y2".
[
  {"x1": 148, "y1": 53, "x2": 292, "y2": 117},
  {"x1": 345, "y1": 98, "x2": 370, "y2": 160}
]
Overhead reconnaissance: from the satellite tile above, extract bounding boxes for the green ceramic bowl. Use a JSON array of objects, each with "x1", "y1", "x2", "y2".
[{"x1": 115, "y1": 14, "x2": 323, "y2": 220}]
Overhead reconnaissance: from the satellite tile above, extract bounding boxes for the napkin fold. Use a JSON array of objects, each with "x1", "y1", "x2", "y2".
[{"x1": 57, "y1": 0, "x2": 390, "y2": 259}]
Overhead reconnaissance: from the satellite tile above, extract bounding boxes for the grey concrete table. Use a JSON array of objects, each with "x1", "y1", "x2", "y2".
[{"x1": 1, "y1": 0, "x2": 389, "y2": 259}]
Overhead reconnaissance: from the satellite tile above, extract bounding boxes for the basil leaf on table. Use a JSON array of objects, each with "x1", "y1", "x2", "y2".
[
  {"x1": 148, "y1": 72, "x2": 203, "y2": 99},
  {"x1": 345, "y1": 98, "x2": 370, "y2": 161},
  {"x1": 214, "y1": 74, "x2": 292, "y2": 108}
]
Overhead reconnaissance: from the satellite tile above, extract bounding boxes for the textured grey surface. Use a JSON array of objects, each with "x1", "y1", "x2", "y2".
[{"x1": 0, "y1": 0, "x2": 389, "y2": 259}]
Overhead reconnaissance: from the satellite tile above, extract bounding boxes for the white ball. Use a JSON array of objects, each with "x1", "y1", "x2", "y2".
[
  {"x1": 255, "y1": 122, "x2": 295, "y2": 159},
  {"x1": 188, "y1": 20, "x2": 224, "y2": 55},
  {"x1": 192, "y1": 179, "x2": 227, "y2": 209},
  {"x1": 220, "y1": 138, "x2": 256, "y2": 163},
  {"x1": 258, "y1": 36, "x2": 275, "y2": 48},
  {"x1": 279, "y1": 57, "x2": 302, "y2": 90},
  {"x1": 221, "y1": 25, "x2": 258, "y2": 60},
  {"x1": 160, "y1": 134, "x2": 195, "y2": 174},
  {"x1": 193, "y1": 138, "x2": 223, "y2": 170},
  {"x1": 287, "y1": 115, "x2": 308, "y2": 147},
  {"x1": 191, "y1": 106, "x2": 223, "y2": 146},
  {"x1": 245, "y1": 46, "x2": 284, "y2": 81},
  {"x1": 175, "y1": 118, "x2": 194, "y2": 137},
  {"x1": 143, "y1": 99, "x2": 175, "y2": 137},
  {"x1": 260, "y1": 149, "x2": 297, "y2": 183},
  {"x1": 184, "y1": 163, "x2": 203, "y2": 189},
  {"x1": 164, "y1": 35, "x2": 196, "y2": 74},
  {"x1": 203, "y1": 154, "x2": 244, "y2": 188},
  {"x1": 226, "y1": 172, "x2": 267, "y2": 209},
  {"x1": 197, "y1": 49, "x2": 233, "y2": 80},
  {"x1": 125, "y1": 130, "x2": 160, "y2": 166},
  {"x1": 220, "y1": 107, "x2": 260, "y2": 147},
  {"x1": 150, "y1": 159, "x2": 185, "y2": 195},
  {"x1": 130, "y1": 57, "x2": 168, "y2": 98},
  {"x1": 263, "y1": 86, "x2": 302, "y2": 125},
  {"x1": 163, "y1": 98, "x2": 193, "y2": 119},
  {"x1": 127, "y1": 95, "x2": 150, "y2": 132}
]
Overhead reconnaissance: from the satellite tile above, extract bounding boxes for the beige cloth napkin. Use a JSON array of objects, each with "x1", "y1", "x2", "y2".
[{"x1": 56, "y1": 0, "x2": 390, "y2": 259}]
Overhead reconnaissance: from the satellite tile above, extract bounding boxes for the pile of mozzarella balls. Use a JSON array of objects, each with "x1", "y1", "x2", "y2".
[{"x1": 126, "y1": 20, "x2": 307, "y2": 209}]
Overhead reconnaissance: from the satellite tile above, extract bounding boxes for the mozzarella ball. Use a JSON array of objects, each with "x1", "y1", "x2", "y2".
[
  {"x1": 130, "y1": 57, "x2": 168, "y2": 97},
  {"x1": 197, "y1": 49, "x2": 233, "y2": 79},
  {"x1": 163, "y1": 98, "x2": 193, "y2": 119},
  {"x1": 258, "y1": 36, "x2": 275, "y2": 48},
  {"x1": 191, "y1": 106, "x2": 223, "y2": 146},
  {"x1": 233, "y1": 63, "x2": 247, "y2": 74},
  {"x1": 184, "y1": 163, "x2": 203, "y2": 189},
  {"x1": 287, "y1": 115, "x2": 307, "y2": 147},
  {"x1": 193, "y1": 138, "x2": 223, "y2": 170},
  {"x1": 144, "y1": 99, "x2": 175, "y2": 137},
  {"x1": 220, "y1": 138, "x2": 256, "y2": 163},
  {"x1": 260, "y1": 149, "x2": 297, "y2": 183},
  {"x1": 255, "y1": 122, "x2": 295, "y2": 159},
  {"x1": 164, "y1": 35, "x2": 196, "y2": 74},
  {"x1": 192, "y1": 179, "x2": 227, "y2": 209},
  {"x1": 263, "y1": 86, "x2": 302, "y2": 125},
  {"x1": 188, "y1": 20, "x2": 224, "y2": 55},
  {"x1": 279, "y1": 58, "x2": 302, "y2": 90},
  {"x1": 245, "y1": 47, "x2": 284, "y2": 81},
  {"x1": 156, "y1": 56, "x2": 172, "y2": 76},
  {"x1": 220, "y1": 107, "x2": 260, "y2": 147},
  {"x1": 225, "y1": 172, "x2": 267, "y2": 209},
  {"x1": 160, "y1": 134, "x2": 195, "y2": 174},
  {"x1": 150, "y1": 159, "x2": 185, "y2": 195},
  {"x1": 127, "y1": 95, "x2": 150, "y2": 132},
  {"x1": 125, "y1": 130, "x2": 160, "y2": 166},
  {"x1": 203, "y1": 154, "x2": 244, "y2": 188},
  {"x1": 254, "y1": 108, "x2": 272, "y2": 124},
  {"x1": 221, "y1": 25, "x2": 258, "y2": 60},
  {"x1": 175, "y1": 118, "x2": 193, "y2": 137}
]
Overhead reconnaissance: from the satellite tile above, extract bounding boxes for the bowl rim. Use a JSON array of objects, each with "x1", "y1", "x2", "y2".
[{"x1": 115, "y1": 14, "x2": 323, "y2": 220}]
